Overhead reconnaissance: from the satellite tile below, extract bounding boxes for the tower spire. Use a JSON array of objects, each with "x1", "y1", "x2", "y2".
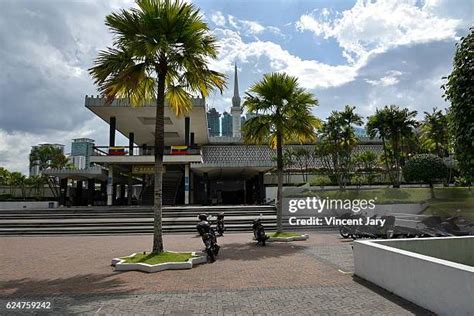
[
  {"x1": 233, "y1": 62, "x2": 239, "y2": 99},
  {"x1": 231, "y1": 62, "x2": 242, "y2": 137}
]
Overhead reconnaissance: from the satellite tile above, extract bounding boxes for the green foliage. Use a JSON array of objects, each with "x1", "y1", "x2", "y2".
[
  {"x1": 403, "y1": 154, "x2": 448, "y2": 185},
  {"x1": 316, "y1": 105, "x2": 363, "y2": 188},
  {"x1": 353, "y1": 151, "x2": 379, "y2": 171},
  {"x1": 351, "y1": 174, "x2": 365, "y2": 188},
  {"x1": 242, "y1": 73, "x2": 321, "y2": 148},
  {"x1": 454, "y1": 176, "x2": 471, "y2": 187},
  {"x1": 242, "y1": 72, "x2": 321, "y2": 232},
  {"x1": 366, "y1": 105, "x2": 419, "y2": 187},
  {"x1": 0, "y1": 167, "x2": 10, "y2": 185},
  {"x1": 122, "y1": 252, "x2": 194, "y2": 264},
  {"x1": 89, "y1": 0, "x2": 226, "y2": 252},
  {"x1": 442, "y1": 27, "x2": 474, "y2": 180},
  {"x1": 30, "y1": 145, "x2": 70, "y2": 172},
  {"x1": 310, "y1": 175, "x2": 332, "y2": 187},
  {"x1": 89, "y1": 0, "x2": 226, "y2": 112},
  {"x1": 420, "y1": 108, "x2": 450, "y2": 157}
]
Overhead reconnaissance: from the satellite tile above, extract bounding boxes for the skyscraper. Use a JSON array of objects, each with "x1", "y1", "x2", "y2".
[
  {"x1": 207, "y1": 107, "x2": 221, "y2": 136},
  {"x1": 221, "y1": 111, "x2": 233, "y2": 137},
  {"x1": 70, "y1": 138, "x2": 95, "y2": 169}
]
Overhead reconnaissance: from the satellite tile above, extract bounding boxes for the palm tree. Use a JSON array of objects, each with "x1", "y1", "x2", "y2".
[
  {"x1": 89, "y1": 0, "x2": 225, "y2": 253},
  {"x1": 242, "y1": 73, "x2": 320, "y2": 232},
  {"x1": 318, "y1": 105, "x2": 363, "y2": 188},
  {"x1": 367, "y1": 105, "x2": 418, "y2": 187},
  {"x1": 29, "y1": 144, "x2": 70, "y2": 198},
  {"x1": 421, "y1": 108, "x2": 449, "y2": 158},
  {"x1": 8, "y1": 172, "x2": 27, "y2": 199}
]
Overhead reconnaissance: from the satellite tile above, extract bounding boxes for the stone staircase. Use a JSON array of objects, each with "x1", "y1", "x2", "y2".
[
  {"x1": 141, "y1": 171, "x2": 183, "y2": 205},
  {"x1": 0, "y1": 205, "x2": 277, "y2": 235}
]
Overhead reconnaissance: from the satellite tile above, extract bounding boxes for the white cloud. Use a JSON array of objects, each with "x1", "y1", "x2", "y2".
[
  {"x1": 0, "y1": 117, "x2": 113, "y2": 174},
  {"x1": 296, "y1": 0, "x2": 462, "y2": 63},
  {"x1": 210, "y1": 11, "x2": 284, "y2": 38},
  {"x1": 211, "y1": 28, "x2": 359, "y2": 89},
  {"x1": 210, "y1": 11, "x2": 226, "y2": 27},
  {"x1": 240, "y1": 20, "x2": 265, "y2": 35},
  {"x1": 365, "y1": 70, "x2": 403, "y2": 87}
]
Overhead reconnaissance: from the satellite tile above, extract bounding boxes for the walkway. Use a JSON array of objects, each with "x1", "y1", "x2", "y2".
[{"x1": 0, "y1": 233, "x2": 432, "y2": 315}]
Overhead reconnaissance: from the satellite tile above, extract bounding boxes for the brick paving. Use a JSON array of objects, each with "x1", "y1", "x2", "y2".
[{"x1": 0, "y1": 232, "x2": 432, "y2": 315}]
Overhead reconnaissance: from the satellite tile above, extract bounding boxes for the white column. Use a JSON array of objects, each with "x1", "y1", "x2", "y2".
[
  {"x1": 107, "y1": 165, "x2": 114, "y2": 206},
  {"x1": 231, "y1": 107, "x2": 241, "y2": 137},
  {"x1": 184, "y1": 164, "x2": 190, "y2": 205}
]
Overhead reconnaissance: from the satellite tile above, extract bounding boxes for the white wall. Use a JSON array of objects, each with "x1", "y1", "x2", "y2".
[
  {"x1": 0, "y1": 201, "x2": 58, "y2": 209},
  {"x1": 353, "y1": 237, "x2": 474, "y2": 316}
]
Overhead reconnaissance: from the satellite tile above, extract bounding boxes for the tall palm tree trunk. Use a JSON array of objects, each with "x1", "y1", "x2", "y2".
[
  {"x1": 276, "y1": 132, "x2": 283, "y2": 233},
  {"x1": 152, "y1": 65, "x2": 167, "y2": 253}
]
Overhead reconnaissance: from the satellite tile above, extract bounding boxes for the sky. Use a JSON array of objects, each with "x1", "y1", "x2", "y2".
[{"x1": 0, "y1": 0, "x2": 472, "y2": 173}]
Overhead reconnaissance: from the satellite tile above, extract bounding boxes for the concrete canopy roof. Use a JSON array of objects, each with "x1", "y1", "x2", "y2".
[{"x1": 85, "y1": 96, "x2": 209, "y2": 146}]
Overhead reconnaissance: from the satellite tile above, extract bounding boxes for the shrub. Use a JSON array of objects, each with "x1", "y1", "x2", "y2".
[
  {"x1": 310, "y1": 176, "x2": 332, "y2": 187},
  {"x1": 403, "y1": 154, "x2": 448, "y2": 197}
]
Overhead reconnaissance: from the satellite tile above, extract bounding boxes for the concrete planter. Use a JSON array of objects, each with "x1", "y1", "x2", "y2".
[
  {"x1": 268, "y1": 234, "x2": 309, "y2": 242},
  {"x1": 111, "y1": 251, "x2": 207, "y2": 273},
  {"x1": 354, "y1": 237, "x2": 474, "y2": 316}
]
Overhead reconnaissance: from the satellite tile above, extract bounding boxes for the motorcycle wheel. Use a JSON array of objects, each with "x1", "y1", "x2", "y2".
[
  {"x1": 213, "y1": 244, "x2": 220, "y2": 256},
  {"x1": 339, "y1": 227, "x2": 350, "y2": 239},
  {"x1": 207, "y1": 248, "x2": 216, "y2": 263}
]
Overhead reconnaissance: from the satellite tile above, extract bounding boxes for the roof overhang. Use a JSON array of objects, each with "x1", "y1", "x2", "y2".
[{"x1": 85, "y1": 96, "x2": 209, "y2": 146}]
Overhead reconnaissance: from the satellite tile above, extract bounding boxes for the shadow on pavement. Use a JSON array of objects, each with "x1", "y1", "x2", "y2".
[
  {"x1": 217, "y1": 241, "x2": 308, "y2": 261},
  {"x1": 352, "y1": 275, "x2": 434, "y2": 315},
  {"x1": 0, "y1": 273, "x2": 134, "y2": 298}
]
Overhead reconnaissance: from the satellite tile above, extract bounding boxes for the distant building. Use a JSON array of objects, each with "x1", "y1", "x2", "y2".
[
  {"x1": 29, "y1": 143, "x2": 65, "y2": 176},
  {"x1": 354, "y1": 126, "x2": 368, "y2": 138},
  {"x1": 221, "y1": 111, "x2": 233, "y2": 137},
  {"x1": 207, "y1": 108, "x2": 221, "y2": 136},
  {"x1": 70, "y1": 138, "x2": 95, "y2": 169}
]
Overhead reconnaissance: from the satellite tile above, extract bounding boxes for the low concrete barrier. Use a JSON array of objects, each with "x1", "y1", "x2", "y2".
[
  {"x1": 353, "y1": 237, "x2": 474, "y2": 316},
  {"x1": 0, "y1": 201, "x2": 58, "y2": 210}
]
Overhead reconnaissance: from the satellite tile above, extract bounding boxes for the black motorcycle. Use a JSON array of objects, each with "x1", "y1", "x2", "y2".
[
  {"x1": 252, "y1": 218, "x2": 269, "y2": 246},
  {"x1": 196, "y1": 214, "x2": 220, "y2": 262},
  {"x1": 216, "y1": 212, "x2": 225, "y2": 236}
]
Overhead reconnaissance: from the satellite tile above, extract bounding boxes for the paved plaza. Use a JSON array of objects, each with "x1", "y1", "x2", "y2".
[{"x1": 0, "y1": 232, "x2": 432, "y2": 315}]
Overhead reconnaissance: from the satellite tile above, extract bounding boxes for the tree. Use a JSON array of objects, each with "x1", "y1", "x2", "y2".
[
  {"x1": 366, "y1": 105, "x2": 419, "y2": 187},
  {"x1": 420, "y1": 108, "x2": 449, "y2": 158},
  {"x1": 353, "y1": 151, "x2": 379, "y2": 171},
  {"x1": 242, "y1": 72, "x2": 321, "y2": 233},
  {"x1": 281, "y1": 147, "x2": 296, "y2": 183},
  {"x1": 442, "y1": 27, "x2": 474, "y2": 182},
  {"x1": 29, "y1": 145, "x2": 70, "y2": 198},
  {"x1": 0, "y1": 167, "x2": 10, "y2": 186},
  {"x1": 318, "y1": 105, "x2": 363, "y2": 189},
  {"x1": 8, "y1": 172, "x2": 27, "y2": 199},
  {"x1": 293, "y1": 147, "x2": 313, "y2": 183},
  {"x1": 353, "y1": 151, "x2": 380, "y2": 185},
  {"x1": 403, "y1": 154, "x2": 448, "y2": 198},
  {"x1": 26, "y1": 176, "x2": 46, "y2": 199},
  {"x1": 89, "y1": 0, "x2": 226, "y2": 253}
]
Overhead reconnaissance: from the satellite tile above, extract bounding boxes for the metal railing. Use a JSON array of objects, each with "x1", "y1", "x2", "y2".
[{"x1": 92, "y1": 145, "x2": 201, "y2": 156}]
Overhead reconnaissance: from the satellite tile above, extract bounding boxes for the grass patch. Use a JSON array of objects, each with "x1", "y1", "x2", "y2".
[
  {"x1": 288, "y1": 187, "x2": 471, "y2": 203},
  {"x1": 121, "y1": 252, "x2": 194, "y2": 265},
  {"x1": 286, "y1": 187, "x2": 474, "y2": 220},
  {"x1": 268, "y1": 232, "x2": 303, "y2": 238},
  {"x1": 422, "y1": 191, "x2": 474, "y2": 221}
]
